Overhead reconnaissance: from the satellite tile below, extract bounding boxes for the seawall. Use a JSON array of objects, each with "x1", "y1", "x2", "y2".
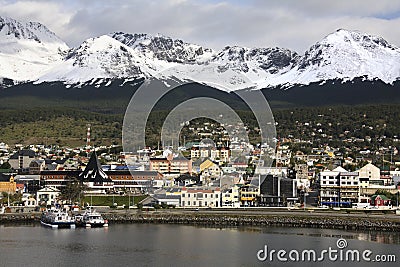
[{"x1": 2, "y1": 211, "x2": 399, "y2": 231}]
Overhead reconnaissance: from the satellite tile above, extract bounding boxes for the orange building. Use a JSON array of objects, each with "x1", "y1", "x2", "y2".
[{"x1": 0, "y1": 175, "x2": 17, "y2": 193}]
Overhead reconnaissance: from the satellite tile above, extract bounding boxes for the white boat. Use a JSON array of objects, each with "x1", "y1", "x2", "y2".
[
  {"x1": 76, "y1": 207, "x2": 108, "y2": 228},
  {"x1": 40, "y1": 208, "x2": 76, "y2": 229}
]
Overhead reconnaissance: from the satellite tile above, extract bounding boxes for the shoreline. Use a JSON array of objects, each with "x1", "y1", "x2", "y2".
[{"x1": 1, "y1": 210, "x2": 400, "y2": 231}]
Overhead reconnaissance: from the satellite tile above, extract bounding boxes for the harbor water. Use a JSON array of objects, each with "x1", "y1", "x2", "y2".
[{"x1": 1, "y1": 223, "x2": 399, "y2": 266}]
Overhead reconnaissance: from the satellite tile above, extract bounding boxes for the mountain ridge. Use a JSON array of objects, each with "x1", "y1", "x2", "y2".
[{"x1": 0, "y1": 15, "x2": 399, "y2": 91}]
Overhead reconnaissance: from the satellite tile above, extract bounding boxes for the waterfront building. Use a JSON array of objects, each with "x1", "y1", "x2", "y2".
[
  {"x1": 180, "y1": 187, "x2": 221, "y2": 208},
  {"x1": 319, "y1": 167, "x2": 359, "y2": 207},
  {"x1": 79, "y1": 152, "x2": 114, "y2": 193},
  {"x1": 221, "y1": 184, "x2": 240, "y2": 207},
  {"x1": 36, "y1": 187, "x2": 60, "y2": 206},
  {"x1": 239, "y1": 184, "x2": 259, "y2": 206},
  {"x1": 370, "y1": 194, "x2": 392, "y2": 207},
  {"x1": 259, "y1": 175, "x2": 297, "y2": 206},
  {"x1": 108, "y1": 170, "x2": 163, "y2": 193},
  {"x1": 40, "y1": 170, "x2": 80, "y2": 189}
]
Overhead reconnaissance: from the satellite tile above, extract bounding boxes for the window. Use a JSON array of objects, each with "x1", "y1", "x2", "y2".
[{"x1": 182, "y1": 194, "x2": 185, "y2": 198}]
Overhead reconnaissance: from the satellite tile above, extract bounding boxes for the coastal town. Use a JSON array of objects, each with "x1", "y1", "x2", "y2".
[{"x1": 1, "y1": 120, "x2": 400, "y2": 213}]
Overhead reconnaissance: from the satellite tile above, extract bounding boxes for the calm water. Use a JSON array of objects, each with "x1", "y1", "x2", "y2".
[{"x1": 0, "y1": 223, "x2": 399, "y2": 266}]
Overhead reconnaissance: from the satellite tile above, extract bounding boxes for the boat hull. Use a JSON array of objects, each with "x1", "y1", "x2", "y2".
[{"x1": 40, "y1": 220, "x2": 76, "y2": 229}]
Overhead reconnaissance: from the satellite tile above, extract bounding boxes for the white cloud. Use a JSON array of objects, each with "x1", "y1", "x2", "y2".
[{"x1": 1, "y1": 0, "x2": 400, "y2": 53}]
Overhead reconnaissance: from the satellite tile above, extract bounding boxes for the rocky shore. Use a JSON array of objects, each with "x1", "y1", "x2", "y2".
[{"x1": 1, "y1": 211, "x2": 400, "y2": 231}]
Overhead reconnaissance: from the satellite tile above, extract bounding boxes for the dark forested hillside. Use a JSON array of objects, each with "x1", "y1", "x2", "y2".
[{"x1": 1, "y1": 78, "x2": 400, "y2": 147}]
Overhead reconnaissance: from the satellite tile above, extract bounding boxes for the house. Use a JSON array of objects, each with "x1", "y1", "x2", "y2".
[
  {"x1": 200, "y1": 159, "x2": 222, "y2": 183},
  {"x1": 174, "y1": 173, "x2": 199, "y2": 187},
  {"x1": 370, "y1": 195, "x2": 391, "y2": 207},
  {"x1": 180, "y1": 187, "x2": 221, "y2": 208},
  {"x1": 9, "y1": 149, "x2": 36, "y2": 169},
  {"x1": 36, "y1": 187, "x2": 60, "y2": 206},
  {"x1": 29, "y1": 159, "x2": 46, "y2": 174},
  {"x1": 221, "y1": 166, "x2": 237, "y2": 174},
  {"x1": 358, "y1": 163, "x2": 380, "y2": 179},
  {"x1": 22, "y1": 193, "x2": 37, "y2": 207}
]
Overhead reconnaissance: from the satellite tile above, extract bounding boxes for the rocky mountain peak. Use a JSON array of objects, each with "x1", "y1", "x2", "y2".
[{"x1": 110, "y1": 32, "x2": 213, "y2": 63}]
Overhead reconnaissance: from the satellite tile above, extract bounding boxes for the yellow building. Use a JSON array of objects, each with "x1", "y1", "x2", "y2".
[
  {"x1": 0, "y1": 175, "x2": 17, "y2": 193},
  {"x1": 240, "y1": 184, "x2": 259, "y2": 206},
  {"x1": 200, "y1": 159, "x2": 222, "y2": 177}
]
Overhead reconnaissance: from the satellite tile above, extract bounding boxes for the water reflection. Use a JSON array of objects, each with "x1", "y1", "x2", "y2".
[{"x1": 193, "y1": 225, "x2": 400, "y2": 245}]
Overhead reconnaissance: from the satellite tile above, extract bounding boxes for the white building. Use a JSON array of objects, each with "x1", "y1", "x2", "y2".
[
  {"x1": 36, "y1": 187, "x2": 60, "y2": 206},
  {"x1": 181, "y1": 187, "x2": 221, "y2": 208},
  {"x1": 221, "y1": 185, "x2": 240, "y2": 207},
  {"x1": 357, "y1": 163, "x2": 380, "y2": 179},
  {"x1": 319, "y1": 167, "x2": 359, "y2": 206}
]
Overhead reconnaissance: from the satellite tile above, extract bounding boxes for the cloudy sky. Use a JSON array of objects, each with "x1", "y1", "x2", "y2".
[{"x1": 1, "y1": 0, "x2": 400, "y2": 53}]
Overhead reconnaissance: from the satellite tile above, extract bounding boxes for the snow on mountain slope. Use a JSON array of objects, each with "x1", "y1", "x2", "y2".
[
  {"x1": 38, "y1": 35, "x2": 174, "y2": 84},
  {"x1": 211, "y1": 46, "x2": 299, "y2": 83},
  {"x1": 2, "y1": 16, "x2": 400, "y2": 91},
  {"x1": 260, "y1": 29, "x2": 400, "y2": 88},
  {"x1": 110, "y1": 33, "x2": 299, "y2": 90},
  {"x1": 0, "y1": 16, "x2": 68, "y2": 81},
  {"x1": 110, "y1": 32, "x2": 214, "y2": 64}
]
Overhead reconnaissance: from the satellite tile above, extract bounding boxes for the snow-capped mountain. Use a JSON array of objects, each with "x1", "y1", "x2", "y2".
[
  {"x1": 211, "y1": 46, "x2": 300, "y2": 83},
  {"x1": 260, "y1": 29, "x2": 400, "y2": 88},
  {"x1": 38, "y1": 35, "x2": 169, "y2": 84},
  {"x1": 0, "y1": 16, "x2": 68, "y2": 81},
  {"x1": 110, "y1": 32, "x2": 214, "y2": 64},
  {"x1": 1, "y1": 15, "x2": 400, "y2": 90}
]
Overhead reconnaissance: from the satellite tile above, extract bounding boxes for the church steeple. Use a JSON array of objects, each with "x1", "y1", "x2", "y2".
[{"x1": 80, "y1": 151, "x2": 112, "y2": 183}]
